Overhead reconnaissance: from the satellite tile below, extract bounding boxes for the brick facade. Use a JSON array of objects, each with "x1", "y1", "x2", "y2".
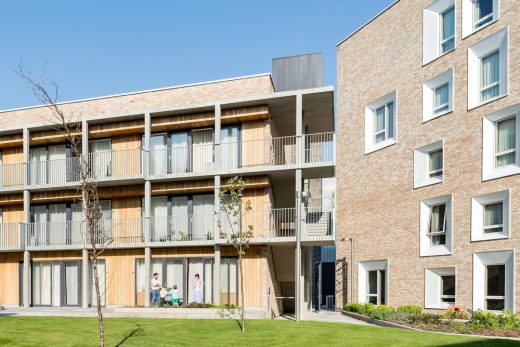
[{"x1": 336, "y1": 0, "x2": 520, "y2": 310}]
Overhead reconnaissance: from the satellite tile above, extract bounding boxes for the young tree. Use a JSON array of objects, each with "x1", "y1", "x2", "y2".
[
  {"x1": 218, "y1": 176, "x2": 253, "y2": 333},
  {"x1": 17, "y1": 66, "x2": 112, "y2": 347}
]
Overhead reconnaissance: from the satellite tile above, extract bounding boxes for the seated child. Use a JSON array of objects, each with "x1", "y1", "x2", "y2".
[{"x1": 172, "y1": 285, "x2": 180, "y2": 307}]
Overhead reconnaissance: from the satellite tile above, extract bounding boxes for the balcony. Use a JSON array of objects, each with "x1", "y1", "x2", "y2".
[
  {"x1": 148, "y1": 143, "x2": 215, "y2": 179},
  {"x1": 84, "y1": 148, "x2": 143, "y2": 182},
  {"x1": 304, "y1": 132, "x2": 335, "y2": 166},
  {"x1": 148, "y1": 214, "x2": 215, "y2": 246},
  {"x1": 0, "y1": 223, "x2": 24, "y2": 251},
  {"x1": 0, "y1": 162, "x2": 25, "y2": 191}
]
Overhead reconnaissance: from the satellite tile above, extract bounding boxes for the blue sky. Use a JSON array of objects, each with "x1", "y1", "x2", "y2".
[{"x1": 0, "y1": 0, "x2": 393, "y2": 110}]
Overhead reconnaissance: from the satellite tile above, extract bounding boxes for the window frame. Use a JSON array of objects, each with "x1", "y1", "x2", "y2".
[
  {"x1": 473, "y1": 0, "x2": 495, "y2": 30},
  {"x1": 462, "y1": 0, "x2": 499, "y2": 38},
  {"x1": 423, "y1": 69, "x2": 453, "y2": 122},
  {"x1": 428, "y1": 203, "x2": 447, "y2": 246},
  {"x1": 482, "y1": 201, "x2": 504, "y2": 234},
  {"x1": 479, "y1": 49, "x2": 500, "y2": 103},
  {"x1": 366, "y1": 269, "x2": 386, "y2": 306},
  {"x1": 440, "y1": 274, "x2": 456, "y2": 304},
  {"x1": 365, "y1": 91, "x2": 397, "y2": 154},
  {"x1": 428, "y1": 148, "x2": 444, "y2": 179},
  {"x1": 433, "y1": 83, "x2": 451, "y2": 115},
  {"x1": 420, "y1": 195, "x2": 452, "y2": 257},
  {"x1": 484, "y1": 264, "x2": 506, "y2": 311},
  {"x1": 423, "y1": 0, "x2": 456, "y2": 65},
  {"x1": 494, "y1": 115, "x2": 516, "y2": 169},
  {"x1": 471, "y1": 190, "x2": 509, "y2": 241},
  {"x1": 440, "y1": 5, "x2": 455, "y2": 54}
]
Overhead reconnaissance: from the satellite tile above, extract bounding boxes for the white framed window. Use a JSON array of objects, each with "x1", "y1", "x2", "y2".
[
  {"x1": 462, "y1": 0, "x2": 499, "y2": 38},
  {"x1": 471, "y1": 190, "x2": 509, "y2": 241},
  {"x1": 414, "y1": 140, "x2": 444, "y2": 188},
  {"x1": 423, "y1": 0, "x2": 456, "y2": 65},
  {"x1": 358, "y1": 260, "x2": 388, "y2": 306},
  {"x1": 365, "y1": 91, "x2": 396, "y2": 154},
  {"x1": 482, "y1": 104, "x2": 520, "y2": 181},
  {"x1": 420, "y1": 195, "x2": 452, "y2": 256},
  {"x1": 468, "y1": 28, "x2": 508, "y2": 109},
  {"x1": 423, "y1": 69, "x2": 454, "y2": 121},
  {"x1": 473, "y1": 250, "x2": 514, "y2": 312},
  {"x1": 425, "y1": 267, "x2": 456, "y2": 309}
]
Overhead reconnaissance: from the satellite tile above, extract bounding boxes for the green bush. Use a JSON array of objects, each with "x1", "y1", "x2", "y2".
[
  {"x1": 397, "y1": 305, "x2": 422, "y2": 314},
  {"x1": 344, "y1": 303, "x2": 370, "y2": 314},
  {"x1": 470, "y1": 310, "x2": 520, "y2": 330},
  {"x1": 185, "y1": 302, "x2": 213, "y2": 308}
]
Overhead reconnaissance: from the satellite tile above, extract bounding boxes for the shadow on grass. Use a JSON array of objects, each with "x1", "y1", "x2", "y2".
[{"x1": 115, "y1": 324, "x2": 142, "y2": 347}]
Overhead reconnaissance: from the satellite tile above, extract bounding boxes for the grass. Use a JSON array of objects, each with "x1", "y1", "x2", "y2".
[{"x1": 0, "y1": 316, "x2": 518, "y2": 346}]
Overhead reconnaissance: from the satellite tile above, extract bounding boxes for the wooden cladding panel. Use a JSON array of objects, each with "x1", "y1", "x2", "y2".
[
  {"x1": 2, "y1": 205, "x2": 24, "y2": 223},
  {"x1": 151, "y1": 247, "x2": 214, "y2": 258},
  {"x1": 31, "y1": 185, "x2": 144, "y2": 204},
  {"x1": 101, "y1": 249, "x2": 143, "y2": 307},
  {"x1": 112, "y1": 135, "x2": 142, "y2": 177},
  {"x1": 242, "y1": 188, "x2": 270, "y2": 238},
  {"x1": 112, "y1": 197, "x2": 142, "y2": 241},
  {"x1": 31, "y1": 251, "x2": 82, "y2": 261},
  {"x1": 0, "y1": 134, "x2": 23, "y2": 150},
  {"x1": 0, "y1": 194, "x2": 23, "y2": 206},
  {"x1": 89, "y1": 120, "x2": 144, "y2": 139},
  {"x1": 2, "y1": 147, "x2": 24, "y2": 187},
  {"x1": 152, "y1": 176, "x2": 270, "y2": 196},
  {"x1": 0, "y1": 253, "x2": 22, "y2": 305},
  {"x1": 221, "y1": 105, "x2": 269, "y2": 124},
  {"x1": 152, "y1": 112, "x2": 214, "y2": 133},
  {"x1": 30, "y1": 129, "x2": 81, "y2": 146},
  {"x1": 241, "y1": 121, "x2": 269, "y2": 167}
]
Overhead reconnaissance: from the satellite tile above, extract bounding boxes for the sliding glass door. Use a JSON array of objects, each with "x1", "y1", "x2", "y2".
[
  {"x1": 149, "y1": 134, "x2": 168, "y2": 176},
  {"x1": 89, "y1": 260, "x2": 106, "y2": 307},
  {"x1": 48, "y1": 204, "x2": 66, "y2": 246},
  {"x1": 64, "y1": 261, "x2": 80, "y2": 306},
  {"x1": 192, "y1": 129, "x2": 214, "y2": 172},
  {"x1": 221, "y1": 126, "x2": 240, "y2": 170},
  {"x1": 89, "y1": 139, "x2": 112, "y2": 179},
  {"x1": 170, "y1": 132, "x2": 189, "y2": 174},
  {"x1": 31, "y1": 205, "x2": 48, "y2": 246},
  {"x1": 220, "y1": 258, "x2": 238, "y2": 305},
  {"x1": 30, "y1": 147, "x2": 48, "y2": 186},
  {"x1": 150, "y1": 196, "x2": 168, "y2": 242},
  {"x1": 48, "y1": 144, "x2": 67, "y2": 186},
  {"x1": 192, "y1": 194, "x2": 214, "y2": 240},
  {"x1": 32, "y1": 261, "x2": 81, "y2": 307},
  {"x1": 171, "y1": 196, "x2": 189, "y2": 241}
]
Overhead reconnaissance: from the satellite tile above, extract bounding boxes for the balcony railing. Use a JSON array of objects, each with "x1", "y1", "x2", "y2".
[
  {"x1": 28, "y1": 157, "x2": 81, "y2": 188},
  {"x1": 148, "y1": 214, "x2": 214, "y2": 243},
  {"x1": 0, "y1": 223, "x2": 24, "y2": 251},
  {"x1": 0, "y1": 162, "x2": 25, "y2": 191},
  {"x1": 220, "y1": 135, "x2": 297, "y2": 171},
  {"x1": 85, "y1": 149, "x2": 142, "y2": 181},
  {"x1": 25, "y1": 221, "x2": 84, "y2": 249},
  {"x1": 148, "y1": 144, "x2": 215, "y2": 178},
  {"x1": 304, "y1": 132, "x2": 335, "y2": 165}
]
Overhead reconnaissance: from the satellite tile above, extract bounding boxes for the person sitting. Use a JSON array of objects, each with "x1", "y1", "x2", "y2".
[{"x1": 172, "y1": 285, "x2": 180, "y2": 307}]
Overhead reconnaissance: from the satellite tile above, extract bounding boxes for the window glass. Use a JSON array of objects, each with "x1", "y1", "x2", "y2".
[
  {"x1": 429, "y1": 149, "x2": 443, "y2": 178},
  {"x1": 481, "y1": 50, "x2": 500, "y2": 102},
  {"x1": 379, "y1": 270, "x2": 386, "y2": 305},
  {"x1": 474, "y1": 0, "x2": 494, "y2": 28},
  {"x1": 441, "y1": 7, "x2": 455, "y2": 53},
  {"x1": 483, "y1": 202, "x2": 503, "y2": 233},
  {"x1": 495, "y1": 117, "x2": 516, "y2": 167},
  {"x1": 429, "y1": 204, "x2": 446, "y2": 245},
  {"x1": 486, "y1": 264, "x2": 505, "y2": 310},
  {"x1": 434, "y1": 83, "x2": 450, "y2": 114}
]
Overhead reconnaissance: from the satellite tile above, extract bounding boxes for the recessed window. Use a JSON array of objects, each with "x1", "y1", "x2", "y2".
[
  {"x1": 485, "y1": 264, "x2": 505, "y2": 311},
  {"x1": 441, "y1": 275, "x2": 456, "y2": 304},
  {"x1": 473, "y1": 250, "x2": 513, "y2": 312},
  {"x1": 429, "y1": 203, "x2": 447, "y2": 246},
  {"x1": 468, "y1": 28, "x2": 508, "y2": 109},
  {"x1": 441, "y1": 6, "x2": 455, "y2": 53},
  {"x1": 425, "y1": 267, "x2": 456, "y2": 309},
  {"x1": 420, "y1": 195, "x2": 452, "y2": 256},
  {"x1": 483, "y1": 104, "x2": 520, "y2": 181},
  {"x1": 414, "y1": 140, "x2": 444, "y2": 188},
  {"x1": 462, "y1": 0, "x2": 498, "y2": 38},
  {"x1": 358, "y1": 260, "x2": 388, "y2": 306},
  {"x1": 367, "y1": 270, "x2": 386, "y2": 305},
  {"x1": 495, "y1": 116, "x2": 516, "y2": 168},
  {"x1": 480, "y1": 50, "x2": 500, "y2": 102},
  {"x1": 365, "y1": 91, "x2": 396, "y2": 154},
  {"x1": 423, "y1": 0, "x2": 456, "y2": 65},
  {"x1": 471, "y1": 190, "x2": 509, "y2": 241},
  {"x1": 423, "y1": 69, "x2": 453, "y2": 122}
]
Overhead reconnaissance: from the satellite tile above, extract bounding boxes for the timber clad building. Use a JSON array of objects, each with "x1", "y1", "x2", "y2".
[
  {"x1": 337, "y1": 0, "x2": 520, "y2": 312},
  {"x1": 0, "y1": 55, "x2": 335, "y2": 315}
]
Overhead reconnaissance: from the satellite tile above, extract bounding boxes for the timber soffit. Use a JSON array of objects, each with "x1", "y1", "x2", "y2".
[
  {"x1": 0, "y1": 86, "x2": 334, "y2": 133},
  {"x1": 336, "y1": 0, "x2": 400, "y2": 47}
]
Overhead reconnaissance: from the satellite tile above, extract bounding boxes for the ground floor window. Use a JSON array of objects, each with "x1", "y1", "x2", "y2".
[
  {"x1": 367, "y1": 270, "x2": 385, "y2": 305},
  {"x1": 473, "y1": 250, "x2": 513, "y2": 312},
  {"x1": 220, "y1": 257, "x2": 238, "y2": 305},
  {"x1": 358, "y1": 260, "x2": 388, "y2": 306},
  {"x1": 89, "y1": 260, "x2": 106, "y2": 307},
  {"x1": 31, "y1": 260, "x2": 81, "y2": 307},
  {"x1": 425, "y1": 267, "x2": 456, "y2": 309},
  {"x1": 485, "y1": 264, "x2": 505, "y2": 311}
]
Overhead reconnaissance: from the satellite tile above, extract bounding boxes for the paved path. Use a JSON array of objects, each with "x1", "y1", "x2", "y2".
[{"x1": 277, "y1": 310, "x2": 374, "y2": 325}]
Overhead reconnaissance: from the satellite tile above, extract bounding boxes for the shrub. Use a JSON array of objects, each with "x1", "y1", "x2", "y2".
[
  {"x1": 366, "y1": 305, "x2": 395, "y2": 320},
  {"x1": 444, "y1": 306, "x2": 471, "y2": 320},
  {"x1": 470, "y1": 310, "x2": 520, "y2": 330},
  {"x1": 345, "y1": 303, "x2": 369, "y2": 314},
  {"x1": 185, "y1": 302, "x2": 213, "y2": 308},
  {"x1": 397, "y1": 305, "x2": 422, "y2": 315}
]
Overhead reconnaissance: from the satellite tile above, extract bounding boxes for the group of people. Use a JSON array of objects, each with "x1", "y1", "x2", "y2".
[{"x1": 150, "y1": 273, "x2": 203, "y2": 307}]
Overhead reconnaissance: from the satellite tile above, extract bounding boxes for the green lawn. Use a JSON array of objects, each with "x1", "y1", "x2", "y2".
[{"x1": 0, "y1": 317, "x2": 517, "y2": 346}]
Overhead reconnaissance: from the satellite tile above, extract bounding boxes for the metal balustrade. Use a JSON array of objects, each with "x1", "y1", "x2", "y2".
[
  {"x1": 0, "y1": 223, "x2": 23, "y2": 250},
  {"x1": 148, "y1": 214, "x2": 214, "y2": 243},
  {"x1": 304, "y1": 132, "x2": 335, "y2": 165},
  {"x1": 0, "y1": 162, "x2": 26, "y2": 191},
  {"x1": 25, "y1": 221, "x2": 84, "y2": 249},
  {"x1": 28, "y1": 157, "x2": 81, "y2": 188},
  {"x1": 85, "y1": 149, "x2": 142, "y2": 181},
  {"x1": 148, "y1": 144, "x2": 215, "y2": 178}
]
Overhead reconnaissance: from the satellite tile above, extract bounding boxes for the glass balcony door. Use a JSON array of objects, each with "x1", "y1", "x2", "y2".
[
  {"x1": 31, "y1": 205, "x2": 48, "y2": 246},
  {"x1": 170, "y1": 132, "x2": 189, "y2": 174},
  {"x1": 30, "y1": 147, "x2": 48, "y2": 186},
  {"x1": 150, "y1": 196, "x2": 168, "y2": 242},
  {"x1": 89, "y1": 260, "x2": 106, "y2": 307},
  {"x1": 221, "y1": 126, "x2": 240, "y2": 170},
  {"x1": 192, "y1": 129, "x2": 214, "y2": 172},
  {"x1": 89, "y1": 139, "x2": 112, "y2": 179},
  {"x1": 171, "y1": 196, "x2": 188, "y2": 241},
  {"x1": 192, "y1": 194, "x2": 214, "y2": 240},
  {"x1": 49, "y1": 204, "x2": 67, "y2": 246},
  {"x1": 149, "y1": 134, "x2": 168, "y2": 176},
  {"x1": 48, "y1": 144, "x2": 67, "y2": 186}
]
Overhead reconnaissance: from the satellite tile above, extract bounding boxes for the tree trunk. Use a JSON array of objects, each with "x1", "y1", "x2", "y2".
[
  {"x1": 239, "y1": 245, "x2": 245, "y2": 333},
  {"x1": 92, "y1": 254, "x2": 105, "y2": 347}
]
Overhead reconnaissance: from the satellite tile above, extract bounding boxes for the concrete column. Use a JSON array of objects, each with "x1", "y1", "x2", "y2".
[
  {"x1": 214, "y1": 175, "x2": 221, "y2": 242},
  {"x1": 22, "y1": 128, "x2": 29, "y2": 182},
  {"x1": 81, "y1": 120, "x2": 89, "y2": 155},
  {"x1": 214, "y1": 104, "x2": 221, "y2": 171},
  {"x1": 23, "y1": 250, "x2": 30, "y2": 307},
  {"x1": 295, "y1": 169, "x2": 302, "y2": 321},
  {"x1": 306, "y1": 247, "x2": 313, "y2": 314},
  {"x1": 295, "y1": 93, "x2": 303, "y2": 166},
  {"x1": 144, "y1": 113, "x2": 151, "y2": 178},
  {"x1": 82, "y1": 249, "x2": 89, "y2": 308},
  {"x1": 144, "y1": 181, "x2": 151, "y2": 243},
  {"x1": 213, "y1": 245, "x2": 221, "y2": 305},
  {"x1": 144, "y1": 247, "x2": 151, "y2": 307}
]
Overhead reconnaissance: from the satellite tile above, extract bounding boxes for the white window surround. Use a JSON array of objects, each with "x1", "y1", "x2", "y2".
[
  {"x1": 468, "y1": 28, "x2": 508, "y2": 110},
  {"x1": 471, "y1": 190, "x2": 509, "y2": 241},
  {"x1": 365, "y1": 91, "x2": 397, "y2": 154},
  {"x1": 423, "y1": 69, "x2": 454, "y2": 122},
  {"x1": 358, "y1": 260, "x2": 388, "y2": 305},
  {"x1": 473, "y1": 250, "x2": 514, "y2": 312},
  {"x1": 482, "y1": 104, "x2": 520, "y2": 181},
  {"x1": 462, "y1": 0, "x2": 499, "y2": 38},
  {"x1": 425, "y1": 267, "x2": 456, "y2": 309},
  {"x1": 414, "y1": 140, "x2": 444, "y2": 188},
  {"x1": 423, "y1": 0, "x2": 456, "y2": 65},
  {"x1": 420, "y1": 195, "x2": 453, "y2": 257}
]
